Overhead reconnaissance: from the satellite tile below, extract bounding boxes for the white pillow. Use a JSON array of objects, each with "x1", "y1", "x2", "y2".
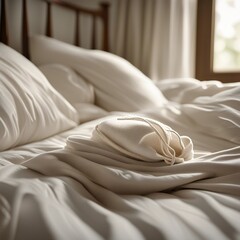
[
  {"x1": 0, "y1": 43, "x2": 78, "y2": 151},
  {"x1": 30, "y1": 35, "x2": 168, "y2": 112},
  {"x1": 39, "y1": 64, "x2": 95, "y2": 105}
]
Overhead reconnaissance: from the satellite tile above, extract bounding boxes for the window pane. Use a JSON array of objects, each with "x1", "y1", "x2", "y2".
[{"x1": 213, "y1": 0, "x2": 240, "y2": 72}]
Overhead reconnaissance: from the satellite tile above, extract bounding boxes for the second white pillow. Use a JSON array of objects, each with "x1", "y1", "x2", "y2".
[
  {"x1": 39, "y1": 64, "x2": 95, "y2": 105},
  {"x1": 30, "y1": 35, "x2": 168, "y2": 112}
]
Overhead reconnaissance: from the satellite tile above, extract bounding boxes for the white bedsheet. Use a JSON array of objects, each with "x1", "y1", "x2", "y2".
[{"x1": 0, "y1": 79, "x2": 240, "y2": 240}]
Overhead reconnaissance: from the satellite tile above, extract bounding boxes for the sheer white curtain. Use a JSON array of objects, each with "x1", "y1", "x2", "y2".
[{"x1": 110, "y1": 0, "x2": 197, "y2": 81}]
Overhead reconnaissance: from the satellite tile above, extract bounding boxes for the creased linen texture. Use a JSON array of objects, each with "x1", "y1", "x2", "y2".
[
  {"x1": 39, "y1": 64, "x2": 109, "y2": 123},
  {"x1": 0, "y1": 43, "x2": 78, "y2": 151},
  {"x1": 0, "y1": 39, "x2": 240, "y2": 240},
  {"x1": 39, "y1": 64, "x2": 95, "y2": 105},
  {"x1": 91, "y1": 116, "x2": 193, "y2": 165}
]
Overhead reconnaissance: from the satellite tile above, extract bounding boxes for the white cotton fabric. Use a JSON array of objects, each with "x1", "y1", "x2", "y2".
[
  {"x1": 92, "y1": 116, "x2": 193, "y2": 165},
  {"x1": 39, "y1": 64, "x2": 95, "y2": 105},
  {"x1": 29, "y1": 35, "x2": 167, "y2": 111},
  {"x1": 156, "y1": 78, "x2": 240, "y2": 104},
  {"x1": 0, "y1": 78, "x2": 240, "y2": 240},
  {"x1": 73, "y1": 103, "x2": 108, "y2": 123},
  {"x1": 39, "y1": 65, "x2": 107, "y2": 123},
  {"x1": 0, "y1": 43, "x2": 78, "y2": 151}
]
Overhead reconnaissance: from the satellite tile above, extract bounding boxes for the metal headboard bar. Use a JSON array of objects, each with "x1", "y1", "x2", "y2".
[
  {"x1": 0, "y1": 0, "x2": 110, "y2": 58},
  {"x1": 0, "y1": 0, "x2": 8, "y2": 45},
  {"x1": 44, "y1": 0, "x2": 109, "y2": 51},
  {"x1": 22, "y1": 0, "x2": 30, "y2": 58}
]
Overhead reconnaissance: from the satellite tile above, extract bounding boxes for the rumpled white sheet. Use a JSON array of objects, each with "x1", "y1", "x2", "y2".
[
  {"x1": 21, "y1": 134, "x2": 239, "y2": 196},
  {"x1": 21, "y1": 83, "x2": 240, "y2": 195},
  {"x1": 1, "y1": 79, "x2": 240, "y2": 240}
]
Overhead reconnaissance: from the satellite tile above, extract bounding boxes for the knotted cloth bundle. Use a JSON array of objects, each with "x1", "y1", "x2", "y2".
[{"x1": 92, "y1": 116, "x2": 194, "y2": 165}]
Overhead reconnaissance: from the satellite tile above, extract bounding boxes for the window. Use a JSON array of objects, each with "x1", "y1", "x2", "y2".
[{"x1": 196, "y1": 0, "x2": 240, "y2": 82}]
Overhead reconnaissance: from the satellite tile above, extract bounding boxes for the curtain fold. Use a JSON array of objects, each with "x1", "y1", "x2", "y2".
[{"x1": 110, "y1": 0, "x2": 197, "y2": 81}]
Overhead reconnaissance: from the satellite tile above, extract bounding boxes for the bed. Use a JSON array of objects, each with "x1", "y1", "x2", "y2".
[{"x1": 0, "y1": 0, "x2": 240, "y2": 240}]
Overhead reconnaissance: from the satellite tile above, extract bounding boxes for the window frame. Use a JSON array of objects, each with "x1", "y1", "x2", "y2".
[{"x1": 195, "y1": 0, "x2": 240, "y2": 83}]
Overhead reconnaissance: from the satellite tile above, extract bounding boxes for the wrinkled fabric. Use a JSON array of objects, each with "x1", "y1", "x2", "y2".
[
  {"x1": 0, "y1": 44, "x2": 78, "y2": 152},
  {"x1": 91, "y1": 116, "x2": 193, "y2": 165},
  {"x1": 30, "y1": 35, "x2": 167, "y2": 112},
  {"x1": 0, "y1": 78, "x2": 240, "y2": 240}
]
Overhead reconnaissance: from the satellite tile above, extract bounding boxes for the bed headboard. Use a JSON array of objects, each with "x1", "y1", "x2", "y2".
[{"x1": 0, "y1": 0, "x2": 110, "y2": 59}]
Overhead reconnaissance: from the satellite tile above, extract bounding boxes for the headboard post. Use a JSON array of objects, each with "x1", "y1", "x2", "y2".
[
  {"x1": 75, "y1": 10, "x2": 80, "y2": 46},
  {"x1": 0, "y1": 0, "x2": 9, "y2": 45},
  {"x1": 101, "y1": 3, "x2": 109, "y2": 52},
  {"x1": 22, "y1": 0, "x2": 30, "y2": 59},
  {"x1": 91, "y1": 16, "x2": 96, "y2": 49},
  {"x1": 46, "y1": 1, "x2": 52, "y2": 37},
  {"x1": 1, "y1": 0, "x2": 110, "y2": 54}
]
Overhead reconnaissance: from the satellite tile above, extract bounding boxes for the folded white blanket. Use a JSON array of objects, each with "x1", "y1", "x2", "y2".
[{"x1": 92, "y1": 116, "x2": 193, "y2": 165}]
